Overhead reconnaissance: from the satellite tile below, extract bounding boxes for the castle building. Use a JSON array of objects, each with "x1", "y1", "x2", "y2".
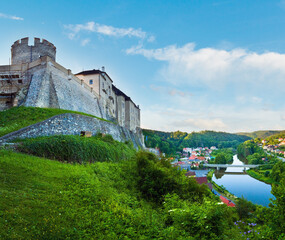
[{"x1": 0, "y1": 37, "x2": 141, "y2": 132}]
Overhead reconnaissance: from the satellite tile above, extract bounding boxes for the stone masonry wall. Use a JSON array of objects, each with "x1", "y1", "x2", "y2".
[
  {"x1": 0, "y1": 113, "x2": 144, "y2": 149},
  {"x1": 24, "y1": 61, "x2": 103, "y2": 118},
  {"x1": 11, "y1": 38, "x2": 56, "y2": 65}
]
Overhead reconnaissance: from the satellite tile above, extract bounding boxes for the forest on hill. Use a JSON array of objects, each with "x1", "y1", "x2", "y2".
[
  {"x1": 143, "y1": 129, "x2": 251, "y2": 155},
  {"x1": 237, "y1": 130, "x2": 285, "y2": 139}
]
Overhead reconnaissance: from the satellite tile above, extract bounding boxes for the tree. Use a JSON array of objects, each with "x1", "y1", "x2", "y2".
[
  {"x1": 235, "y1": 196, "x2": 256, "y2": 219},
  {"x1": 215, "y1": 153, "x2": 227, "y2": 164}
]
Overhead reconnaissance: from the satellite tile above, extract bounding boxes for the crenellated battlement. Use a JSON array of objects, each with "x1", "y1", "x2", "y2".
[{"x1": 11, "y1": 37, "x2": 56, "y2": 65}]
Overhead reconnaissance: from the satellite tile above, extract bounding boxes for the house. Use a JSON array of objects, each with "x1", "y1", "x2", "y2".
[{"x1": 188, "y1": 155, "x2": 197, "y2": 161}]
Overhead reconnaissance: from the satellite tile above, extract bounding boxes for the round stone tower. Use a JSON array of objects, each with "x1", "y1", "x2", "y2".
[{"x1": 11, "y1": 37, "x2": 56, "y2": 65}]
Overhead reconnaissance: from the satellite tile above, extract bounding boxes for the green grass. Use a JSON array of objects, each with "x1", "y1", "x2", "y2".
[
  {"x1": 0, "y1": 106, "x2": 110, "y2": 137},
  {"x1": 0, "y1": 150, "x2": 156, "y2": 239},
  {"x1": 0, "y1": 149, "x2": 241, "y2": 239},
  {"x1": 247, "y1": 169, "x2": 278, "y2": 185},
  {"x1": 17, "y1": 135, "x2": 136, "y2": 163}
]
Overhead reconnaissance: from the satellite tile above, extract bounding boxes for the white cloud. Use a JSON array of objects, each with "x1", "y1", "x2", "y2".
[
  {"x1": 173, "y1": 118, "x2": 227, "y2": 131},
  {"x1": 81, "y1": 38, "x2": 90, "y2": 46},
  {"x1": 150, "y1": 84, "x2": 193, "y2": 97},
  {"x1": 127, "y1": 43, "x2": 285, "y2": 91},
  {"x1": 65, "y1": 21, "x2": 155, "y2": 42},
  {"x1": 0, "y1": 13, "x2": 23, "y2": 21},
  {"x1": 141, "y1": 103, "x2": 285, "y2": 133}
]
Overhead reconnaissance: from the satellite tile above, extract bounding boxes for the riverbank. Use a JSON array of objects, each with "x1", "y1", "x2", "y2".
[
  {"x1": 246, "y1": 169, "x2": 278, "y2": 185},
  {"x1": 207, "y1": 169, "x2": 238, "y2": 202}
]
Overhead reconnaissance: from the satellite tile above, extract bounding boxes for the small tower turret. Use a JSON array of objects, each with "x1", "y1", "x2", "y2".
[{"x1": 11, "y1": 37, "x2": 56, "y2": 65}]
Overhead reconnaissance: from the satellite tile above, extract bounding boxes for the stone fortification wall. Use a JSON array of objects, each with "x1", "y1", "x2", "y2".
[
  {"x1": 0, "y1": 113, "x2": 144, "y2": 149},
  {"x1": 24, "y1": 59, "x2": 104, "y2": 118},
  {"x1": 11, "y1": 37, "x2": 56, "y2": 65}
]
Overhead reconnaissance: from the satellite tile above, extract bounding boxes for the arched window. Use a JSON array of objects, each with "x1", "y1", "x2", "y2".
[{"x1": 89, "y1": 79, "x2": 93, "y2": 85}]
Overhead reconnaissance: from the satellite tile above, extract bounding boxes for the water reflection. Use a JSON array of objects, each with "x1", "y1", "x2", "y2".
[{"x1": 212, "y1": 155, "x2": 274, "y2": 206}]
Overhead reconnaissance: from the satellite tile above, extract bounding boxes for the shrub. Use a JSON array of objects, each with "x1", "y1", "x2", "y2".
[{"x1": 136, "y1": 151, "x2": 208, "y2": 204}]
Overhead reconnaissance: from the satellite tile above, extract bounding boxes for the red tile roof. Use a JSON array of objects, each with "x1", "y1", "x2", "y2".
[
  {"x1": 220, "y1": 196, "x2": 235, "y2": 207},
  {"x1": 195, "y1": 177, "x2": 208, "y2": 185}
]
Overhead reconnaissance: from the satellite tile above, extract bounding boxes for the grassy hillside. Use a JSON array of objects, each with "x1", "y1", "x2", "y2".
[
  {"x1": 237, "y1": 130, "x2": 284, "y2": 139},
  {"x1": 1, "y1": 134, "x2": 285, "y2": 239},
  {"x1": 0, "y1": 106, "x2": 109, "y2": 137},
  {"x1": 143, "y1": 129, "x2": 250, "y2": 155},
  {"x1": 0, "y1": 149, "x2": 242, "y2": 239}
]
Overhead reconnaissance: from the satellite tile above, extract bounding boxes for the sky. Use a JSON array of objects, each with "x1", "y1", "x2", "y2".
[{"x1": 1, "y1": 0, "x2": 285, "y2": 133}]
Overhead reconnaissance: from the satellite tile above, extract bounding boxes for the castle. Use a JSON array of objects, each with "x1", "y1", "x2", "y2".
[{"x1": 0, "y1": 37, "x2": 141, "y2": 133}]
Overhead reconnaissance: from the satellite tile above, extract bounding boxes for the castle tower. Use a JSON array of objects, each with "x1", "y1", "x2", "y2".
[{"x1": 11, "y1": 37, "x2": 56, "y2": 65}]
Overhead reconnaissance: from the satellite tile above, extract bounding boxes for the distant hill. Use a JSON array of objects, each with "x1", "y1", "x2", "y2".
[
  {"x1": 143, "y1": 129, "x2": 251, "y2": 155},
  {"x1": 237, "y1": 130, "x2": 285, "y2": 139}
]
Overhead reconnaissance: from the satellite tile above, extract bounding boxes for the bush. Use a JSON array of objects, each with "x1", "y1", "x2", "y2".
[
  {"x1": 136, "y1": 151, "x2": 208, "y2": 204},
  {"x1": 264, "y1": 171, "x2": 270, "y2": 177},
  {"x1": 235, "y1": 196, "x2": 256, "y2": 219}
]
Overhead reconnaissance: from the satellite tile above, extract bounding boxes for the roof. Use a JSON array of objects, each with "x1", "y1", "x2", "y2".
[
  {"x1": 112, "y1": 85, "x2": 140, "y2": 109},
  {"x1": 220, "y1": 196, "x2": 235, "y2": 207},
  {"x1": 195, "y1": 177, "x2": 208, "y2": 185},
  {"x1": 112, "y1": 85, "x2": 131, "y2": 101},
  {"x1": 75, "y1": 69, "x2": 113, "y2": 83}
]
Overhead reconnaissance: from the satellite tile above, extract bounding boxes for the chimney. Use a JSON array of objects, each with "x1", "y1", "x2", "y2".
[{"x1": 101, "y1": 66, "x2": 105, "y2": 72}]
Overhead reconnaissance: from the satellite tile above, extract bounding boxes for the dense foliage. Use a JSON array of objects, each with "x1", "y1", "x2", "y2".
[
  {"x1": 265, "y1": 132, "x2": 285, "y2": 145},
  {"x1": 0, "y1": 106, "x2": 108, "y2": 137},
  {"x1": 211, "y1": 148, "x2": 234, "y2": 164},
  {"x1": 237, "y1": 130, "x2": 284, "y2": 139},
  {"x1": 237, "y1": 140, "x2": 262, "y2": 160},
  {"x1": 237, "y1": 140, "x2": 278, "y2": 165},
  {"x1": 271, "y1": 161, "x2": 285, "y2": 182},
  {"x1": 16, "y1": 135, "x2": 136, "y2": 163},
  {"x1": 143, "y1": 129, "x2": 250, "y2": 155},
  {"x1": 136, "y1": 151, "x2": 208, "y2": 204}
]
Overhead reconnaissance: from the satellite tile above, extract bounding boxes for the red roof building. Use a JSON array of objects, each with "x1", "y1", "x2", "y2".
[
  {"x1": 220, "y1": 196, "x2": 235, "y2": 207},
  {"x1": 195, "y1": 177, "x2": 208, "y2": 185}
]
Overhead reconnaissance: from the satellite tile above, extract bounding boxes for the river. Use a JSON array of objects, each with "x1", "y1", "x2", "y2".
[{"x1": 212, "y1": 155, "x2": 274, "y2": 206}]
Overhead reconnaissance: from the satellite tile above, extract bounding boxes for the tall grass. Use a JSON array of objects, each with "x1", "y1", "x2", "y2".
[{"x1": 17, "y1": 135, "x2": 136, "y2": 163}]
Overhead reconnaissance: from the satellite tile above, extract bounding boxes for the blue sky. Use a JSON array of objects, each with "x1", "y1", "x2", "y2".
[{"x1": 1, "y1": 0, "x2": 285, "y2": 133}]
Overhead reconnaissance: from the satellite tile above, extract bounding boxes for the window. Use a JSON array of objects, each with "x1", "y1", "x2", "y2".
[
  {"x1": 89, "y1": 79, "x2": 93, "y2": 85},
  {"x1": 18, "y1": 79, "x2": 23, "y2": 84}
]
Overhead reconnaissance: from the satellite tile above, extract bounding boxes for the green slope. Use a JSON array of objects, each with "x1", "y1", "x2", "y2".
[
  {"x1": 0, "y1": 106, "x2": 109, "y2": 137},
  {"x1": 0, "y1": 149, "x2": 240, "y2": 239},
  {"x1": 237, "y1": 130, "x2": 285, "y2": 139}
]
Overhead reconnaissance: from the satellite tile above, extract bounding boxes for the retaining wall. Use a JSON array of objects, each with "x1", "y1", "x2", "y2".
[{"x1": 0, "y1": 113, "x2": 144, "y2": 149}]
